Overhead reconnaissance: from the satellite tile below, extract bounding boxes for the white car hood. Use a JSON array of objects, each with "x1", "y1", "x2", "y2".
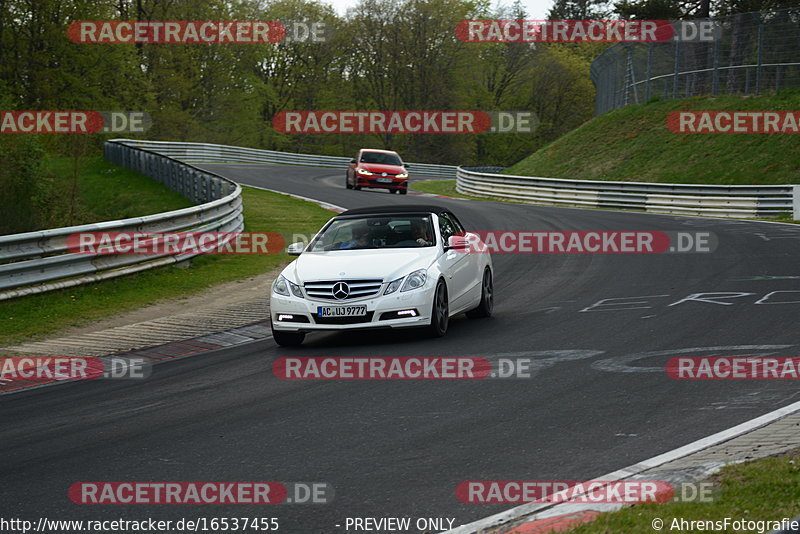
[{"x1": 287, "y1": 248, "x2": 438, "y2": 283}]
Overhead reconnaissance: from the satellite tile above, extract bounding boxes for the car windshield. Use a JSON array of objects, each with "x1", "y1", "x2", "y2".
[
  {"x1": 360, "y1": 152, "x2": 402, "y2": 166},
  {"x1": 309, "y1": 215, "x2": 435, "y2": 251}
]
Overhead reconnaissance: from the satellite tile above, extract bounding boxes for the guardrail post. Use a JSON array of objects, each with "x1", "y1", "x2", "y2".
[
  {"x1": 645, "y1": 43, "x2": 653, "y2": 102},
  {"x1": 672, "y1": 41, "x2": 680, "y2": 99},
  {"x1": 756, "y1": 20, "x2": 764, "y2": 95},
  {"x1": 712, "y1": 33, "x2": 720, "y2": 96}
]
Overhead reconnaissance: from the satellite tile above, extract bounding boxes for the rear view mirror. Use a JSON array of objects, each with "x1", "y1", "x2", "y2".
[
  {"x1": 287, "y1": 242, "x2": 305, "y2": 256},
  {"x1": 445, "y1": 235, "x2": 468, "y2": 251}
]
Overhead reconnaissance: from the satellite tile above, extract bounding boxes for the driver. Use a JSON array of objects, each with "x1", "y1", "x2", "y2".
[
  {"x1": 339, "y1": 224, "x2": 371, "y2": 249},
  {"x1": 411, "y1": 219, "x2": 433, "y2": 246}
]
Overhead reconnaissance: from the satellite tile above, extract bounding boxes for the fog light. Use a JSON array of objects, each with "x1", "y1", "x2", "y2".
[
  {"x1": 277, "y1": 314, "x2": 310, "y2": 323},
  {"x1": 397, "y1": 309, "x2": 417, "y2": 317}
]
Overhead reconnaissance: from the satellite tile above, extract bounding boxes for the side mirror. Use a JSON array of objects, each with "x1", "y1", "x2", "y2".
[
  {"x1": 350, "y1": 159, "x2": 356, "y2": 164},
  {"x1": 287, "y1": 242, "x2": 305, "y2": 256},
  {"x1": 445, "y1": 235, "x2": 468, "y2": 251},
  {"x1": 403, "y1": 163, "x2": 410, "y2": 168}
]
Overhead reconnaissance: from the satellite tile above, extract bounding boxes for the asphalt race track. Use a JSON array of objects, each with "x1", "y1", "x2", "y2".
[{"x1": 3, "y1": 164, "x2": 800, "y2": 532}]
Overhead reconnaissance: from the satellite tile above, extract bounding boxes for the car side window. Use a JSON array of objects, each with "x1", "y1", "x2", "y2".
[
  {"x1": 438, "y1": 213, "x2": 456, "y2": 243},
  {"x1": 447, "y1": 212, "x2": 465, "y2": 234}
]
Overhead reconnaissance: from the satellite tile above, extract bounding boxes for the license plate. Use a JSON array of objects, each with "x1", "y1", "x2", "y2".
[
  {"x1": 376, "y1": 177, "x2": 393, "y2": 183},
  {"x1": 317, "y1": 305, "x2": 367, "y2": 317}
]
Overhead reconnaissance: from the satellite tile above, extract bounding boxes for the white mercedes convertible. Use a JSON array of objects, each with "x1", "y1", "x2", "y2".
[{"x1": 269, "y1": 205, "x2": 494, "y2": 346}]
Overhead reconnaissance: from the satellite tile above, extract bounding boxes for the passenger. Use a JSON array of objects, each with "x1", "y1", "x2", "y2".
[{"x1": 411, "y1": 220, "x2": 433, "y2": 246}]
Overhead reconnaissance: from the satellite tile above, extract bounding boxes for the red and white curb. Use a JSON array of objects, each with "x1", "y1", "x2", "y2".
[{"x1": 501, "y1": 511, "x2": 601, "y2": 533}]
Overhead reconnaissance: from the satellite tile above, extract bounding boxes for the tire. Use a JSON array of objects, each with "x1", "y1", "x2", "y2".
[
  {"x1": 426, "y1": 279, "x2": 449, "y2": 337},
  {"x1": 399, "y1": 188, "x2": 407, "y2": 195},
  {"x1": 271, "y1": 321, "x2": 305, "y2": 347},
  {"x1": 467, "y1": 267, "x2": 493, "y2": 318},
  {"x1": 354, "y1": 183, "x2": 361, "y2": 191},
  {"x1": 345, "y1": 175, "x2": 352, "y2": 189}
]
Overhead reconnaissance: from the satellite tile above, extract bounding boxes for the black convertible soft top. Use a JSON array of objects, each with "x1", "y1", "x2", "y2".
[{"x1": 337, "y1": 204, "x2": 451, "y2": 217}]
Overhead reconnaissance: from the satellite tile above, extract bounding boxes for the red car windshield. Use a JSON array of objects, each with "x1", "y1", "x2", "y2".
[{"x1": 360, "y1": 152, "x2": 402, "y2": 166}]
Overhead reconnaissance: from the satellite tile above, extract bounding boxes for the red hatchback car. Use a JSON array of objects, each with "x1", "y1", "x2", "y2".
[{"x1": 346, "y1": 149, "x2": 409, "y2": 194}]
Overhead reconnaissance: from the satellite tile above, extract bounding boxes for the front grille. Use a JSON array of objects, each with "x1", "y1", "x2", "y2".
[
  {"x1": 304, "y1": 279, "x2": 383, "y2": 301},
  {"x1": 314, "y1": 312, "x2": 375, "y2": 325}
]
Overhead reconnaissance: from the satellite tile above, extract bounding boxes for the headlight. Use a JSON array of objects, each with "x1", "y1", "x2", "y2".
[
  {"x1": 357, "y1": 168, "x2": 371, "y2": 175},
  {"x1": 384, "y1": 277, "x2": 403, "y2": 295},
  {"x1": 401, "y1": 269, "x2": 427, "y2": 292},
  {"x1": 396, "y1": 173, "x2": 408, "y2": 179},
  {"x1": 273, "y1": 275, "x2": 303, "y2": 298}
]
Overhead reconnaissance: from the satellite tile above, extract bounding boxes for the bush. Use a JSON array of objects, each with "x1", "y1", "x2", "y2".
[{"x1": 0, "y1": 135, "x2": 48, "y2": 234}]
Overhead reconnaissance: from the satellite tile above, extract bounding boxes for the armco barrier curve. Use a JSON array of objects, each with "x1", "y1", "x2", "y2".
[
  {"x1": 0, "y1": 141, "x2": 243, "y2": 301},
  {"x1": 456, "y1": 167, "x2": 800, "y2": 219},
  {"x1": 110, "y1": 138, "x2": 460, "y2": 179}
]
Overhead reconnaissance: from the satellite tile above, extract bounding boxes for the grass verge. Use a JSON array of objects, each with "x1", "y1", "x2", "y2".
[
  {"x1": 561, "y1": 448, "x2": 800, "y2": 533},
  {"x1": 505, "y1": 90, "x2": 800, "y2": 185},
  {"x1": 0, "y1": 185, "x2": 334, "y2": 346}
]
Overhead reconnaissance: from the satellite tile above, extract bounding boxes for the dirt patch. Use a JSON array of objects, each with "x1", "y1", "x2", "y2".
[{"x1": 58, "y1": 266, "x2": 282, "y2": 337}]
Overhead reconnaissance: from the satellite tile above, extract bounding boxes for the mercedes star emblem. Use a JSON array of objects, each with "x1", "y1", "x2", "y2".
[{"x1": 332, "y1": 282, "x2": 350, "y2": 300}]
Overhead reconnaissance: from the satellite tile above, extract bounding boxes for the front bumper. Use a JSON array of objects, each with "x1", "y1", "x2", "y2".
[
  {"x1": 270, "y1": 285, "x2": 434, "y2": 332},
  {"x1": 357, "y1": 177, "x2": 407, "y2": 189}
]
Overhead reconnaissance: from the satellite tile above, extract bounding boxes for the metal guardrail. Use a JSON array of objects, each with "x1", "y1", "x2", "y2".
[
  {"x1": 456, "y1": 167, "x2": 800, "y2": 219},
  {"x1": 0, "y1": 141, "x2": 243, "y2": 301},
  {"x1": 110, "y1": 139, "x2": 460, "y2": 179}
]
